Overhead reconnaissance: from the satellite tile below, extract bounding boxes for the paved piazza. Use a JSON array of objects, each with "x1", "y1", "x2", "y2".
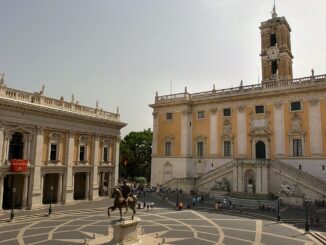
[{"x1": 0, "y1": 193, "x2": 322, "y2": 245}]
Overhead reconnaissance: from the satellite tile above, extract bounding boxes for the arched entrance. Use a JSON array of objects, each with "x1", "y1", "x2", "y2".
[
  {"x1": 255, "y1": 141, "x2": 266, "y2": 159},
  {"x1": 244, "y1": 169, "x2": 256, "y2": 194}
]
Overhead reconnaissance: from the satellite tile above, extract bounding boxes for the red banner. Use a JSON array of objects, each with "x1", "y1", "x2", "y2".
[{"x1": 11, "y1": 159, "x2": 28, "y2": 172}]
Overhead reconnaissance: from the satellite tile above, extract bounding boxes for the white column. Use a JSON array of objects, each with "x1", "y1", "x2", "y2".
[
  {"x1": 57, "y1": 173, "x2": 63, "y2": 203},
  {"x1": 23, "y1": 134, "x2": 29, "y2": 160},
  {"x1": 261, "y1": 165, "x2": 268, "y2": 194},
  {"x1": 85, "y1": 173, "x2": 89, "y2": 200},
  {"x1": 101, "y1": 172, "x2": 105, "y2": 195},
  {"x1": 64, "y1": 131, "x2": 74, "y2": 203},
  {"x1": 256, "y1": 165, "x2": 262, "y2": 194},
  {"x1": 274, "y1": 102, "x2": 285, "y2": 157},
  {"x1": 152, "y1": 112, "x2": 158, "y2": 155},
  {"x1": 237, "y1": 106, "x2": 247, "y2": 158},
  {"x1": 114, "y1": 137, "x2": 120, "y2": 186},
  {"x1": 90, "y1": 134, "x2": 99, "y2": 200},
  {"x1": 181, "y1": 110, "x2": 191, "y2": 156},
  {"x1": 0, "y1": 175, "x2": 3, "y2": 211},
  {"x1": 232, "y1": 167, "x2": 238, "y2": 192},
  {"x1": 3, "y1": 134, "x2": 11, "y2": 164},
  {"x1": 210, "y1": 109, "x2": 217, "y2": 156},
  {"x1": 22, "y1": 175, "x2": 29, "y2": 207},
  {"x1": 237, "y1": 163, "x2": 243, "y2": 192},
  {"x1": 31, "y1": 127, "x2": 43, "y2": 208},
  {"x1": 309, "y1": 99, "x2": 322, "y2": 156},
  {"x1": 0, "y1": 125, "x2": 4, "y2": 165}
]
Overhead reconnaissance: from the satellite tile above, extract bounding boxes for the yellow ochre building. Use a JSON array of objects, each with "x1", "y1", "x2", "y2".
[{"x1": 150, "y1": 7, "x2": 326, "y2": 202}]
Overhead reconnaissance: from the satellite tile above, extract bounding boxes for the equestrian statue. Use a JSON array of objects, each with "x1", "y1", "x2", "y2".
[{"x1": 108, "y1": 181, "x2": 137, "y2": 221}]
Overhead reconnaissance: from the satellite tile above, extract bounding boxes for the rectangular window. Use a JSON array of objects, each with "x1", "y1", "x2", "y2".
[
  {"x1": 165, "y1": 142, "x2": 172, "y2": 156},
  {"x1": 293, "y1": 139, "x2": 302, "y2": 157},
  {"x1": 79, "y1": 146, "x2": 85, "y2": 161},
  {"x1": 103, "y1": 146, "x2": 108, "y2": 162},
  {"x1": 50, "y1": 144, "x2": 57, "y2": 161},
  {"x1": 223, "y1": 108, "x2": 231, "y2": 117},
  {"x1": 255, "y1": 105, "x2": 264, "y2": 114},
  {"x1": 291, "y1": 101, "x2": 301, "y2": 111},
  {"x1": 197, "y1": 142, "x2": 204, "y2": 157},
  {"x1": 166, "y1": 113, "x2": 173, "y2": 120},
  {"x1": 197, "y1": 111, "x2": 205, "y2": 119},
  {"x1": 224, "y1": 141, "x2": 231, "y2": 157}
]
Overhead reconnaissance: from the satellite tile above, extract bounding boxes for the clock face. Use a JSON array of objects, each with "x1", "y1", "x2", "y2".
[{"x1": 267, "y1": 46, "x2": 280, "y2": 60}]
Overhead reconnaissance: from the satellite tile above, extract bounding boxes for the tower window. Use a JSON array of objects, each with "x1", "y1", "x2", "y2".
[
  {"x1": 270, "y1": 33, "x2": 277, "y2": 47},
  {"x1": 272, "y1": 60, "x2": 278, "y2": 75},
  {"x1": 166, "y1": 113, "x2": 173, "y2": 120},
  {"x1": 291, "y1": 101, "x2": 301, "y2": 111},
  {"x1": 223, "y1": 108, "x2": 231, "y2": 117},
  {"x1": 255, "y1": 105, "x2": 265, "y2": 114}
]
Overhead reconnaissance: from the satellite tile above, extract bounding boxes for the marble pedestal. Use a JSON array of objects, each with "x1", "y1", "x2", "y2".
[{"x1": 112, "y1": 218, "x2": 141, "y2": 245}]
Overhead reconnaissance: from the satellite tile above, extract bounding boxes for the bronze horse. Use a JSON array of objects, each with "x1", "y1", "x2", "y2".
[{"x1": 108, "y1": 188, "x2": 137, "y2": 221}]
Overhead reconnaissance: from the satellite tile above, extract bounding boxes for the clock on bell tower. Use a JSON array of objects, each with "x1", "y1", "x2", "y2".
[{"x1": 260, "y1": 5, "x2": 293, "y2": 83}]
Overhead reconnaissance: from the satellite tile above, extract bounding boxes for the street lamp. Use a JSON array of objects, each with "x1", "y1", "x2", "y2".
[
  {"x1": 176, "y1": 182, "x2": 179, "y2": 209},
  {"x1": 143, "y1": 189, "x2": 146, "y2": 208},
  {"x1": 49, "y1": 185, "x2": 54, "y2": 216},
  {"x1": 304, "y1": 198, "x2": 311, "y2": 233},
  {"x1": 10, "y1": 187, "x2": 16, "y2": 221},
  {"x1": 277, "y1": 198, "x2": 281, "y2": 222}
]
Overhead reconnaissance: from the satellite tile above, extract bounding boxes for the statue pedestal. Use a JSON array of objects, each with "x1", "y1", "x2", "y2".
[{"x1": 112, "y1": 218, "x2": 141, "y2": 244}]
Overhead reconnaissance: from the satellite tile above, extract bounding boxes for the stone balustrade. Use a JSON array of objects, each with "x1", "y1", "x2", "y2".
[
  {"x1": 273, "y1": 160, "x2": 326, "y2": 194},
  {"x1": 155, "y1": 74, "x2": 326, "y2": 103},
  {"x1": 0, "y1": 85, "x2": 120, "y2": 121}
]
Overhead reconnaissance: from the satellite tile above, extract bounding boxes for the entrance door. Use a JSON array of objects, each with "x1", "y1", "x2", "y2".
[
  {"x1": 255, "y1": 141, "x2": 266, "y2": 159},
  {"x1": 42, "y1": 174, "x2": 58, "y2": 204},
  {"x1": 2, "y1": 175, "x2": 24, "y2": 209},
  {"x1": 74, "y1": 173, "x2": 86, "y2": 200}
]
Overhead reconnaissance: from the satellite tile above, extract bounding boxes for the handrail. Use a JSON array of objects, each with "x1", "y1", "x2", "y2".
[
  {"x1": 196, "y1": 160, "x2": 235, "y2": 186},
  {"x1": 273, "y1": 160, "x2": 326, "y2": 193}
]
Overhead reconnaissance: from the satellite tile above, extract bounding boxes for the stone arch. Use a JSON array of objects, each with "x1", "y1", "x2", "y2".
[{"x1": 244, "y1": 169, "x2": 256, "y2": 194}]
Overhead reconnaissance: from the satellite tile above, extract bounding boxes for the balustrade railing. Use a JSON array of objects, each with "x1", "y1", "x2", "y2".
[
  {"x1": 273, "y1": 160, "x2": 326, "y2": 193},
  {"x1": 197, "y1": 160, "x2": 235, "y2": 186},
  {"x1": 0, "y1": 85, "x2": 120, "y2": 121},
  {"x1": 155, "y1": 74, "x2": 326, "y2": 103}
]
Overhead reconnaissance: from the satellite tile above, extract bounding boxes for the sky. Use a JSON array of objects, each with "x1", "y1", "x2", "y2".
[{"x1": 0, "y1": 0, "x2": 326, "y2": 136}]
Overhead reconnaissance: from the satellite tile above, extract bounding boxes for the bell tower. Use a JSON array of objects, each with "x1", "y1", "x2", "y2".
[{"x1": 260, "y1": 4, "x2": 293, "y2": 82}]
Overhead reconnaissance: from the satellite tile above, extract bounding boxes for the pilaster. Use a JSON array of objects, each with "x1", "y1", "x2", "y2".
[
  {"x1": 64, "y1": 130, "x2": 75, "y2": 203},
  {"x1": 210, "y1": 108, "x2": 217, "y2": 156},
  {"x1": 31, "y1": 127, "x2": 44, "y2": 208},
  {"x1": 0, "y1": 124, "x2": 4, "y2": 166},
  {"x1": 237, "y1": 105, "x2": 247, "y2": 158},
  {"x1": 114, "y1": 137, "x2": 120, "y2": 185},
  {"x1": 152, "y1": 112, "x2": 158, "y2": 155},
  {"x1": 0, "y1": 175, "x2": 3, "y2": 211},
  {"x1": 181, "y1": 110, "x2": 191, "y2": 156},
  {"x1": 90, "y1": 134, "x2": 99, "y2": 200},
  {"x1": 274, "y1": 102, "x2": 285, "y2": 157},
  {"x1": 309, "y1": 99, "x2": 322, "y2": 156}
]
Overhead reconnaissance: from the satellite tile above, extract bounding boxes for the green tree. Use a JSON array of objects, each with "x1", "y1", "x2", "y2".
[{"x1": 119, "y1": 129, "x2": 152, "y2": 182}]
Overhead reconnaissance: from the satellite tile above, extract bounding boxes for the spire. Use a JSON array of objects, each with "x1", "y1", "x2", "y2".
[{"x1": 272, "y1": 0, "x2": 277, "y2": 18}]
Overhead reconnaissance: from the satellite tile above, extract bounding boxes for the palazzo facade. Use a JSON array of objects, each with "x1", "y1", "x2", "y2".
[
  {"x1": 0, "y1": 79, "x2": 126, "y2": 211},
  {"x1": 150, "y1": 8, "x2": 326, "y2": 200}
]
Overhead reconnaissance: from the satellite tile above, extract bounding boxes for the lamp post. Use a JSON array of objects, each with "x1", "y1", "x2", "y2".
[
  {"x1": 277, "y1": 198, "x2": 281, "y2": 222},
  {"x1": 10, "y1": 187, "x2": 16, "y2": 221},
  {"x1": 49, "y1": 185, "x2": 54, "y2": 216},
  {"x1": 305, "y1": 198, "x2": 311, "y2": 233},
  {"x1": 143, "y1": 189, "x2": 146, "y2": 208},
  {"x1": 176, "y1": 181, "x2": 179, "y2": 209}
]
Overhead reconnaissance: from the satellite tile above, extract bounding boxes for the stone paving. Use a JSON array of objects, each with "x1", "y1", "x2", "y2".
[{"x1": 0, "y1": 193, "x2": 324, "y2": 245}]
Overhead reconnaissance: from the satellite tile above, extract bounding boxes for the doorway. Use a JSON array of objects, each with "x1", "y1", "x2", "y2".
[
  {"x1": 42, "y1": 174, "x2": 58, "y2": 204},
  {"x1": 2, "y1": 175, "x2": 24, "y2": 209},
  {"x1": 74, "y1": 173, "x2": 86, "y2": 200},
  {"x1": 255, "y1": 141, "x2": 266, "y2": 159}
]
